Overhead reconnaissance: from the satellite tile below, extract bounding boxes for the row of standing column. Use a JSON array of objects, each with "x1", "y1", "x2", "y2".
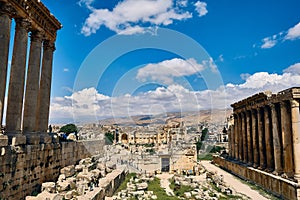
[
  {"x1": 229, "y1": 100, "x2": 300, "y2": 181},
  {"x1": 0, "y1": 5, "x2": 55, "y2": 134}
]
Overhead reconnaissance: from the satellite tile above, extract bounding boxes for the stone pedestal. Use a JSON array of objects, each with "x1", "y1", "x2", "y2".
[
  {"x1": 25, "y1": 133, "x2": 40, "y2": 145},
  {"x1": 0, "y1": 134, "x2": 8, "y2": 146},
  {"x1": 40, "y1": 133, "x2": 52, "y2": 144},
  {"x1": 7, "y1": 133, "x2": 26, "y2": 146}
]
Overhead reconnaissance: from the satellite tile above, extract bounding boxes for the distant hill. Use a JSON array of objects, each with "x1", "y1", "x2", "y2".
[{"x1": 98, "y1": 109, "x2": 232, "y2": 126}]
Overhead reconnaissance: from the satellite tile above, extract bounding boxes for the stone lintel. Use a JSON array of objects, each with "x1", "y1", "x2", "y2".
[
  {"x1": 9, "y1": 0, "x2": 61, "y2": 41},
  {"x1": 231, "y1": 87, "x2": 300, "y2": 113}
]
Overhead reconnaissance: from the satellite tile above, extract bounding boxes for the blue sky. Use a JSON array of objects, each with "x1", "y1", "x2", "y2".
[{"x1": 32, "y1": 0, "x2": 300, "y2": 123}]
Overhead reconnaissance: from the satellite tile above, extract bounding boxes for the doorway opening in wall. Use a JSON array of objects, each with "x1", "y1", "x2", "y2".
[{"x1": 161, "y1": 157, "x2": 170, "y2": 172}]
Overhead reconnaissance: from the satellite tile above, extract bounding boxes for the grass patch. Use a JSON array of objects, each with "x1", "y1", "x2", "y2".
[
  {"x1": 239, "y1": 179, "x2": 280, "y2": 200},
  {"x1": 198, "y1": 153, "x2": 214, "y2": 161},
  {"x1": 147, "y1": 177, "x2": 179, "y2": 200},
  {"x1": 114, "y1": 173, "x2": 137, "y2": 194},
  {"x1": 169, "y1": 178, "x2": 194, "y2": 197}
]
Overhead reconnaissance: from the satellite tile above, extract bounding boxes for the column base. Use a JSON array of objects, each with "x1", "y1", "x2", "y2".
[
  {"x1": 24, "y1": 132, "x2": 40, "y2": 145},
  {"x1": 258, "y1": 165, "x2": 266, "y2": 170},
  {"x1": 294, "y1": 174, "x2": 300, "y2": 182},
  {"x1": 0, "y1": 134, "x2": 8, "y2": 147},
  {"x1": 272, "y1": 170, "x2": 282, "y2": 176},
  {"x1": 266, "y1": 168, "x2": 274, "y2": 173},
  {"x1": 40, "y1": 133, "x2": 52, "y2": 144},
  {"x1": 6, "y1": 132, "x2": 26, "y2": 146}
]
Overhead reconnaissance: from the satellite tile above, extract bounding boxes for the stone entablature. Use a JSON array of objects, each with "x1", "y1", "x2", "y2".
[
  {"x1": 1, "y1": 0, "x2": 61, "y2": 41},
  {"x1": 232, "y1": 87, "x2": 300, "y2": 112}
]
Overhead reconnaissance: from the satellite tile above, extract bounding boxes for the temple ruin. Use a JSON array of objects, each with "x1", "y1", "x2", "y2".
[
  {"x1": 0, "y1": 0, "x2": 61, "y2": 144},
  {"x1": 214, "y1": 87, "x2": 300, "y2": 200},
  {"x1": 0, "y1": 1, "x2": 106, "y2": 199}
]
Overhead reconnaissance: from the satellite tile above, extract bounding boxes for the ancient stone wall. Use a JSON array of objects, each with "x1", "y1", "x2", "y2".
[
  {"x1": 0, "y1": 139, "x2": 105, "y2": 200},
  {"x1": 214, "y1": 156, "x2": 300, "y2": 200}
]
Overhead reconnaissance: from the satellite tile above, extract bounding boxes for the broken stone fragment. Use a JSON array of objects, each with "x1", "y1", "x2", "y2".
[
  {"x1": 60, "y1": 165, "x2": 75, "y2": 177},
  {"x1": 41, "y1": 182, "x2": 56, "y2": 193}
]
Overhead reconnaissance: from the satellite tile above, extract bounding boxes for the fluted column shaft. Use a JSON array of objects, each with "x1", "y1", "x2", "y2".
[
  {"x1": 270, "y1": 104, "x2": 283, "y2": 174},
  {"x1": 36, "y1": 40, "x2": 55, "y2": 132},
  {"x1": 246, "y1": 111, "x2": 253, "y2": 165},
  {"x1": 251, "y1": 110, "x2": 259, "y2": 167},
  {"x1": 242, "y1": 112, "x2": 248, "y2": 163},
  {"x1": 258, "y1": 108, "x2": 266, "y2": 169},
  {"x1": 228, "y1": 125, "x2": 232, "y2": 157},
  {"x1": 0, "y1": 4, "x2": 12, "y2": 127},
  {"x1": 280, "y1": 102, "x2": 293, "y2": 177},
  {"x1": 291, "y1": 99, "x2": 300, "y2": 181},
  {"x1": 6, "y1": 18, "x2": 30, "y2": 132},
  {"x1": 238, "y1": 113, "x2": 243, "y2": 161},
  {"x1": 23, "y1": 31, "x2": 43, "y2": 132},
  {"x1": 234, "y1": 115, "x2": 239, "y2": 160},
  {"x1": 264, "y1": 106, "x2": 274, "y2": 171}
]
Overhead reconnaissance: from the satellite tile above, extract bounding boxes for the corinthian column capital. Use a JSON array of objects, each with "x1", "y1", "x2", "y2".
[
  {"x1": 30, "y1": 31, "x2": 44, "y2": 42},
  {"x1": 43, "y1": 40, "x2": 56, "y2": 51},
  {"x1": 291, "y1": 99, "x2": 300, "y2": 108},
  {"x1": 15, "y1": 18, "x2": 31, "y2": 31},
  {"x1": 0, "y1": 2, "x2": 16, "y2": 17}
]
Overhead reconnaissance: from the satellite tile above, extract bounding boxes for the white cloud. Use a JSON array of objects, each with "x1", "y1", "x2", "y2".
[
  {"x1": 194, "y1": 1, "x2": 208, "y2": 17},
  {"x1": 283, "y1": 63, "x2": 300, "y2": 74},
  {"x1": 259, "y1": 21, "x2": 300, "y2": 49},
  {"x1": 218, "y1": 54, "x2": 224, "y2": 62},
  {"x1": 50, "y1": 62, "x2": 300, "y2": 123},
  {"x1": 63, "y1": 68, "x2": 69, "y2": 72},
  {"x1": 177, "y1": 0, "x2": 188, "y2": 7},
  {"x1": 80, "y1": 0, "x2": 194, "y2": 36},
  {"x1": 285, "y1": 22, "x2": 300, "y2": 40},
  {"x1": 136, "y1": 58, "x2": 212, "y2": 84},
  {"x1": 261, "y1": 37, "x2": 277, "y2": 49}
]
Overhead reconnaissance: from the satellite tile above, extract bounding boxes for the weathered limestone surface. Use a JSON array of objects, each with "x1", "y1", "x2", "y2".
[
  {"x1": 0, "y1": 140, "x2": 105, "y2": 200},
  {"x1": 214, "y1": 156, "x2": 300, "y2": 200},
  {"x1": 0, "y1": 3, "x2": 12, "y2": 127},
  {"x1": 5, "y1": 18, "x2": 29, "y2": 133}
]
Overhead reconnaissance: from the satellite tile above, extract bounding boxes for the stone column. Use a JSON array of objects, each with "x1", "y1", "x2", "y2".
[
  {"x1": 257, "y1": 108, "x2": 266, "y2": 169},
  {"x1": 242, "y1": 112, "x2": 248, "y2": 163},
  {"x1": 291, "y1": 99, "x2": 300, "y2": 181},
  {"x1": 234, "y1": 115, "x2": 239, "y2": 160},
  {"x1": 238, "y1": 113, "x2": 243, "y2": 161},
  {"x1": 6, "y1": 18, "x2": 30, "y2": 134},
  {"x1": 0, "y1": 3, "x2": 13, "y2": 127},
  {"x1": 280, "y1": 101, "x2": 293, "y2": 177},
  {"x1": 22, "y1": 31, "x2": 43, "y2": 144},
  {"x1": 36, "y1": 40, "x2": 55, "y2": 141},
  {"x1": 264, "y1": 106, "x2": 274, "y2": 171},
  {"x1": 228, "y1": 125, "x2": 232, "y2": 157},
  {"x1": 246, "y1": 111, "x2": 253, "y2": 165},
  {"x1": 270, "y1": 103, "x2": 283, "y2": 175},
  {"x1": 251, "y1": 109, "x2": 259, "y2": 167}
]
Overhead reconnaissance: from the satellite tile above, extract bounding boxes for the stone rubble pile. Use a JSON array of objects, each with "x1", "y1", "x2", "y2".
[
  {"x1": 109, "y1": 174, "x2": 158, "y2": 200},
  {"x1": 26, "y1": 155, "x2": 120, "y2": 200}
]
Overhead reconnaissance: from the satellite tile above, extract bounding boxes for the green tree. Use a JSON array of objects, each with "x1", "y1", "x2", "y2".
[
  {"x1": 200, "y1": 128, "x2": 208, "y2": 141},
  {"x1": 59, "y1": 124, "x2": 78, "y2": 135},
  {"x1": 105, "y1": 132, "x2": 114, "y2": 144}
]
